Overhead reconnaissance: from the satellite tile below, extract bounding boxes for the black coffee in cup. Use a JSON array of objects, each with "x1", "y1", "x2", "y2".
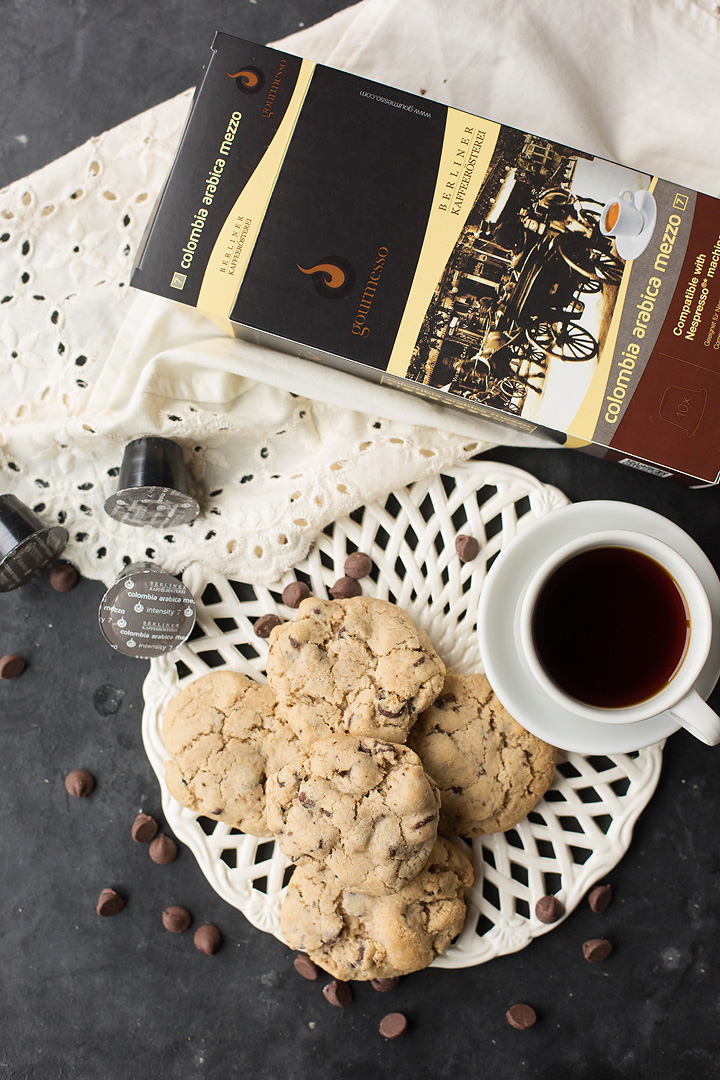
[{"x1": 531, "y1": 546, "x2": 690, "y2": 709}]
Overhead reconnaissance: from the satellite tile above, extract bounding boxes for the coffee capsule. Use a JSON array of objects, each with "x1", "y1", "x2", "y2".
[
  {"x1": 0, "y1": 494, "x2": 69, "y2": 592},
  {"x1": 104, "y1": 437, "x2": 200, "y2": 527},
  {"x1": 98, "y1": 562, "x2": 196, "y2": 659}
]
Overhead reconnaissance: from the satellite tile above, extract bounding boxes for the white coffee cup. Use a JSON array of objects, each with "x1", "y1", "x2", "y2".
[
  {"x1": 516, "y1": 529, "x2": 720, "y2": 745},
  {"x1": 600, "y1": 189, "x2": 644, "y2": 239}
]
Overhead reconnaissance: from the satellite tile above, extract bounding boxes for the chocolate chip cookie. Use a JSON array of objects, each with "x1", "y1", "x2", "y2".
[
  {"x1": 266, "y1": 596, "x2": 446, "y2": 745},
  {"x1": 408, "y1": 670, "x2": 557, "y2": 836},
  {"x1": 266, "y1": 734, "x2": 440, "y2": 895},
  {"x1": 280, "y1": 836, "x2": 473, "y2": 980},
  {"x1": 163, "y1": 670, "x2": 298, "y2": 836}
]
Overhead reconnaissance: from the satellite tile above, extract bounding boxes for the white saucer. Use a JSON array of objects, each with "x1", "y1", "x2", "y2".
[
  {"x1": 477, "y1": 500, "x2": 720, "y2": 754},
  {"x1": 614, "y1": 190, "x2": 657, "y2": 261}
]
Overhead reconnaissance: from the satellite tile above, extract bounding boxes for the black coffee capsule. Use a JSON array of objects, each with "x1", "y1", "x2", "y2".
[
  {"x1": 104, "y1": 437, "x2": 200, "y2": 527},
  {"x1": 0, "y1": 494, "x2": 68, "y2": 592},
  {"x1": 98, "y1": 562, "x2": 196, "y2": 659}
]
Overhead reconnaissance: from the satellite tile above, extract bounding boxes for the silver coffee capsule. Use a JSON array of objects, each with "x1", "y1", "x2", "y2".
[
  {"x1": 104, "y1": 437, "x2": 200, "y2": 527},
  {"x1": 0, "y1": 493, "x2": 69, "y2": 592},
  {"x1": 98, "y1": 562, "x2": 196, "y2": 659}
]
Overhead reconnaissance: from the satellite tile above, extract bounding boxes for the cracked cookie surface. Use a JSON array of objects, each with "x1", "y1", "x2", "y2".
[
  {"x1": 408, "y1": 670, "x2": 557, "y2": 836},
  {"x1": 266, "y1": 596, "x2": 446, "y2": 745},
  {"x1": 163, "y1": 670, "x2": 298, "y2": 836},
  {"x1": 280, "y1": 836, "x2": 473, "y2": 980},
  {"x1": 267, "y1": 734, "x2": 440, "y2": 895}
]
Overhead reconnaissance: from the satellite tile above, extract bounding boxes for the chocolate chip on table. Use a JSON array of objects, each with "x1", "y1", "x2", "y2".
[
  {"x1": 379, "y1": 1012, "x2": 408, "y2": 1039},
  {"x1": 344, "y1": 552, "x2": 373, "y2": 579},
  {"x1": 371, "y1": 977, "x2": 400, "y2": 992},
  {"x1": 0, "y1": 654, "x2": 26, "y2": 680},
  {"x1": 49, "y1": 562, "x2": 79, "y2": 591},
  {"x1": 293, "y1": 954, "x2": 319, "y2": 981},
  {"x1": 535, "y1": 895, "x2": 563, "y2": 924},
  {"x1": 322, "y1": 980, "x2": 352, "y2": 1007},
  {"x1": 148, "y1": 833, "x2": 178, "y2": 864},
  {"x1": 329, "y1": 576, "x2": 362, "y2": 599},
  {"x1": 588, "y1": 884, "x2": 613, "y2": 913},
  {"x1": 162, "y1": 905, "x2": 191, "y2": 934},
  {"x1": 583, "y1": 938, "x2": 613, "y2": 963},
  {"x1": 505, "y1": 1004, "x2": 537, "y2": 1030},
  {"x1": 96, "y1": 888, "x2": 125, "y2": 917},
  {"x1": 64, "y1": 769, "x2": 95, "y2": 798},
  {"x1": 282, "y1": 581, "x2": 310, "y2": 608},
  {"x1": 454, "y1": 534, "x2": 480, "y2": 562},
  {"x1": 131, "y1": 813, "x2": 158, "y2": 843},
  {"x1": 253, "y1": 613, "x2": 283, "y2": 638},
  {"x1": 194, "y1": 924, "x2": 222, "y2": 955}
]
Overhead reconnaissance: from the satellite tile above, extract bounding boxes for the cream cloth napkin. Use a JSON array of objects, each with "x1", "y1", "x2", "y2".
[{"x1": 1, "y1": 0, "x2": 719, "y2": 585}]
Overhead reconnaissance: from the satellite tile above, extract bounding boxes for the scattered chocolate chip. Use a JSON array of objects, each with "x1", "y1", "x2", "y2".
[
  {"x1": 322, "y1": 980, "x2": 352, "y2": 1007},
  {"x1": 131, "y1": 813, "x2": 158, "y2": 844},
  {"x1": 371, "y1": 977, "x2": 400, "y2": 992},
  {"x1": 505, "y1": 1004, "x2": 537, "y2": 1030},
  {"x1": 0, "y1": 654, "x2": 26, "y2": 679},
  {"x1": 344, "y1": 552, "x2": 373, "y2": 579},
  {"x1": 282, "y1": 581, "x2": 310, "y2": 608},
  {"x1": 149, "y1": 833, "x2": 178, "y2": 864},
  {"x1": 162, "y1": 905, "x2": 191, "y2": 933},
  {"x1": 64, "y1": 769, "x2": 94, "y2": 798},
  {"x1": 588, "y1": 884, "x2": 613, "y2": 913},
  {"x1": 49, "y1": 562, "x2": 79, "y2": 591},
  {"x1": 253, "y1": 613, "x2": 283, "y2": 638},
  {"x1": 379, "y1": 1012, "x2": 407, "y2": 1039},
  {"x1": 293, "y1": 954, "x2": 319, "y2": 981},
  {"x1": 96, "y1": 888, "x2": 125, "y2": 917},
  {"x1": 583, "y1": 937, "x2": 612, "y2": 963},
  {"x1": 455, "y1": 534, "x2": 480, "y2": 562},
  {"x1": 535, "y1": 895, "x2": 563, "y2": 924},
  {"x1": 329, "y1": 576, "x2": 362, "y2": 599},
  {"x1": 194, "y1": 924, "x2": 222, "y2": 954}
]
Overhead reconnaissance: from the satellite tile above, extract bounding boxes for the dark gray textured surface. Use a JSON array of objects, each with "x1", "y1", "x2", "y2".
[{"x1": 2, "y1": 3, "x2": 720, "y2": 1078}]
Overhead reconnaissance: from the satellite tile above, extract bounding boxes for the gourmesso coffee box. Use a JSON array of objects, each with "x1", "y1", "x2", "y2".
[{"x1": 131, "y1": 31, "x2": 720, "y2": 485}]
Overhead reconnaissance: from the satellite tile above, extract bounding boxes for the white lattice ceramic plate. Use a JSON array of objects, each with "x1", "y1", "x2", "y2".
[{"x1": 142, "y1": 460, "x2": 664, "y2": 967}]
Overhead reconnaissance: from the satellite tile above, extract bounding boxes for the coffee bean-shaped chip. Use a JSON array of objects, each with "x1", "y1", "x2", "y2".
[
  {"x1": 293, "y1": 954, "x2": 319, "y2": 981},
  {"x1": 96, "y1": 888, "x2": 125, "y2": 917},
  {"x1": 454, "y1": 534, "x2": 480, "y2": 562},
  {"x1": 322, "y1": 980, "x2": 352, "y2": 1007},
  {"x1": 535, "y1": 895, "x2": 563, "y2": 924},
  {"x1": 194, "y1": 924, "x2": 222, "y2": 955},
  {"x1": 149, "y1": 834, "x2": 177, "y2": 864},
  {"x1": 49, "y1": 563, "x2": 79, "y2": 591},
  {"x1": 0, "y1": 654, "x2": 26, "y2": 679},
  {"x1": 329, "y1": 576, "x2": 362, "y2": 599},
  {"x1": 583, "y1": 938, "x2": 612, "y2": 963},
  {"x1": 131, "y1": 813, "x2": 158, "y2": 843},
  {"x1": 65, "y1": 769, "x2": 95, "y2": 798},
  {"x1": 506, "y1": 1004, "x2": 537, "y2": 1030},
  {"x1": 162, "y1": 905, "x2": 191, "y2": 933},
  {"x1": 379, "y1": 1012, "x2": 408, "y2": 1039},
  {"x1": 588, "y1": 884, "x2": 613, "y2": 913},
  {"x1": 344, "y1": 552, "x2": 373, "y2": 579},
  {"x1": 282, "y1": 581, "x2": 310, "y2": 608},
  {"x1": 371, "y1": 977, "x2": 400, "y2": 992},
  {"x1": 254, "y1": 613, "x2": 283, "y2": 638}
]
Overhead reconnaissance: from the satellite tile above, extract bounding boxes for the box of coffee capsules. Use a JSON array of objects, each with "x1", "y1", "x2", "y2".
[{"x1": 131, "y1": 32, "x2": 720, "y2": 485}]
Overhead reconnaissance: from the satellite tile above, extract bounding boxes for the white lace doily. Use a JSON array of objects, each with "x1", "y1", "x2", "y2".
[{"x1": 142, "y1": 460, "x2": 664, "y2": 967}]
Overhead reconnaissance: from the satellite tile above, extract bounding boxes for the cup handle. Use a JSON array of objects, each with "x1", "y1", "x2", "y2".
[{"x1": 668, "y1": 690, "x2": 720, "y2": 746}]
